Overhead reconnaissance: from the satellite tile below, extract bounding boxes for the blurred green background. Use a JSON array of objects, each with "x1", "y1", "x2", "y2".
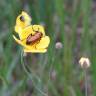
[{"x1": 0, "y1": 0, "x2": 96, "y2": 96}]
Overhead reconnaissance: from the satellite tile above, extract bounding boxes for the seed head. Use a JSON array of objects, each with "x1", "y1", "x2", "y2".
[
  {"x1": 55, "y1": 42, "x2": 63, "y2": 49},
  {"x1": 79, "y1": 57, "x2": 90, "y2": 69}
]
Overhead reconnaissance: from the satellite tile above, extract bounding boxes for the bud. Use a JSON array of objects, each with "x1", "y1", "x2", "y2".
[
  {"x1": 55, "y1": 42, "x2": 63, "y2": 49},
  {"x1": 79, "y1": 57, "x2": 90, "y2": 69}
]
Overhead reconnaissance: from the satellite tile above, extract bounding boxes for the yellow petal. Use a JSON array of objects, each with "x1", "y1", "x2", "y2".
[
  {"x1": 24, "y1": 48, "x2": 47, "y2": 53},
  {"x1": 32, "y1": 25, "x2": 45, "y2": 36},
  {"x1": 14, "y1": 26, "x2": 22, "y2": 33},
  {"x1": 13, "y1": 35, "x2": 34, "y2": 49},
  {"x1": 15, "y1": 11, "x2": 31, "y2": 31},
  {"x1": 21, "y1": 11, "x2": 32, "y2": 23},
  {"x1": 19, "y1": 25, "x2": 35, "y2": 40},
  {"x1": 36, "y1": 36, "x2": 50, "y2": 49},
  {"x1": 23, "y1": 25, "x2": 35, "y2": 35}
]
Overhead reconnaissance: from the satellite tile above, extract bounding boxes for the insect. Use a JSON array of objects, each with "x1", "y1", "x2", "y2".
[
  {"x1": 19, "y1": 16, "x2": 25, "y2": 22},
  {"x1": 26, "y1": 31, "x2": 43, "y2": 45}
]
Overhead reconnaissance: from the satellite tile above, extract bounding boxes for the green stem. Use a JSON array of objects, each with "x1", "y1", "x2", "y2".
[
  {"x1": 21, "y1": 50, "x2": 48, "y2": 96},
  {"x1": 84, "y1": 69, "x2": 88, "y2": 96}
]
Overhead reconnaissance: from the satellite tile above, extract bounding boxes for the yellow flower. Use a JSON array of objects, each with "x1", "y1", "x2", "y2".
[{"x1": 13, "y1": 11, "x2": 50, "y2": 53}]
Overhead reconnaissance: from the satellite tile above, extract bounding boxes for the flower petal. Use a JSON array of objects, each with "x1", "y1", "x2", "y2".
[
  {"x1": 32, "y1": 25, "x2": 45, "y2": 36},
  {"x1": 36, "y1": 36, "x2": 50, "y2": 49},
  {"x1": 24, "y1": 48, "x2": 47, "y2": 53},
  {"x1": 13, "y1": 35, "x2": 34, "y2": 49},
  {"x1": 20, "y1": 25, "x2": 35, "y2": 40},
  {"x1": 15, "y1": 26, "x2": 22, "y2": 33}
]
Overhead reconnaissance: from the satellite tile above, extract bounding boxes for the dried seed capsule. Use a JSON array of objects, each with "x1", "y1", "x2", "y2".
[
  {"x1": 79, "y1": 57, "x2": 90, "y2": 69},
  {"x1": 55, "y1": 42, "x2": 63, "y2": 49}
]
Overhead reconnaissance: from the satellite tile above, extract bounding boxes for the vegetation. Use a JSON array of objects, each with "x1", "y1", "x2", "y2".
[{"x1": 0, "y1": 0, "x2": 96, "y2": 96}]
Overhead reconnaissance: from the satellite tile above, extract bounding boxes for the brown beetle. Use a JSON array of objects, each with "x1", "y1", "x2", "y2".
[{"x1": 26, "y1": 31, "x2": 43, "y2": 45}]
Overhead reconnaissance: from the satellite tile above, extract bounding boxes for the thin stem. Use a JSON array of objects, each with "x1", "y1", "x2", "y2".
[
  {"x1": 84, "y1": 69, "x2": 88, "y2": 96},
  {"x1": 21, "y1": 50, "x2": 48, "y2": 96}
]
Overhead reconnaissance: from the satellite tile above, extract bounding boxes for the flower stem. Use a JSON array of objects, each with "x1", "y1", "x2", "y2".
[
  {"x1": 21, "y1": 50, "x2": 47, "y2": 96},
  {"x1": 84, "y1": 69, "x2": 88, "y2": 96}
]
